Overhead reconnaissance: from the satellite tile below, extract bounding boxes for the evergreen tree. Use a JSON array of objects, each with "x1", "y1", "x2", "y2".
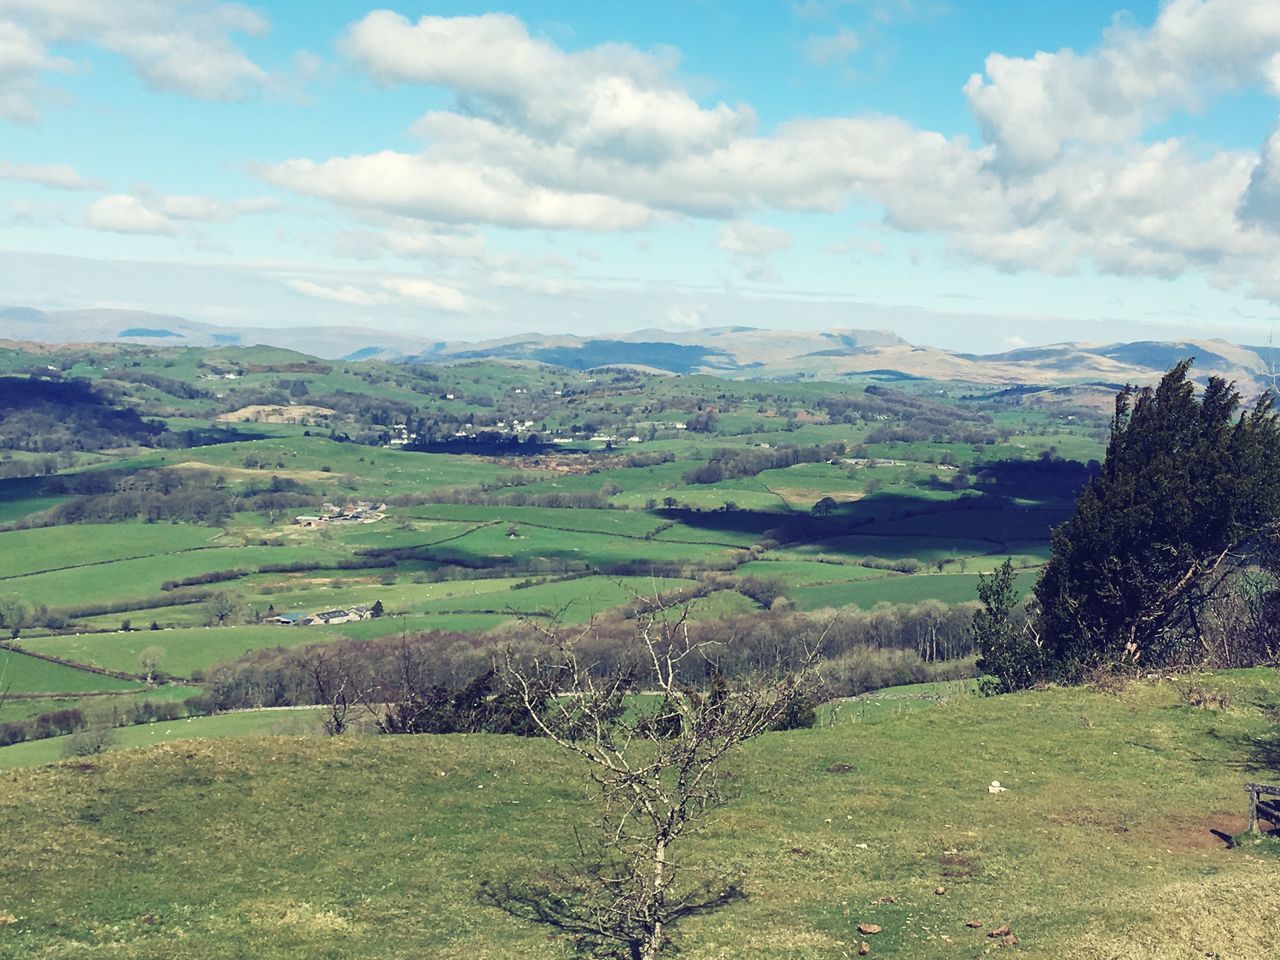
[
  {"x1": 1034, "y1": 360, "x2": 1280, "y2": 677},
  {"x1": 972, "y1": 559, "x2": 1040, "y2": 693}
]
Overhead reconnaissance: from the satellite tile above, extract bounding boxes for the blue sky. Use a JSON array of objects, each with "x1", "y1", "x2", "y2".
[{"x1": 3, "y1": 0, "x2": 1280, "y2": 350}]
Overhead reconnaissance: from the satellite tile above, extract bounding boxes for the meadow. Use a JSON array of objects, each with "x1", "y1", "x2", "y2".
[{"x1": 0, "y1": 672, "x2": 1274, "y2": 957}]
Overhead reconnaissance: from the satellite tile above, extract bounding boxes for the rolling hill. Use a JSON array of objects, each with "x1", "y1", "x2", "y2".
[{"x1": 3, "y1": 305, "x2": 1276, "y2": 391}]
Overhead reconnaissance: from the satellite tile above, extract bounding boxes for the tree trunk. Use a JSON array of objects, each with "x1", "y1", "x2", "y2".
[{"x1": 641, "y1": 839, "x2": 667, "y2": 960}]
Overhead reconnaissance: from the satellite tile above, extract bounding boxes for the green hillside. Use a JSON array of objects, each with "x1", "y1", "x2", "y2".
[{"x1": 0, "y1": 672, "x2": 1276, "y2": 958}]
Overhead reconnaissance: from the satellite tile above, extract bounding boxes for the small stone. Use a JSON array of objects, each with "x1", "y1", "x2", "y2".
[
  {"x1": 964, "y1": 920, "x2": 983, "y2": 928},
  {"x1": 989, "y1": 925, "x2": 1012, "y2": 938},
  {"x1": 935, "y1": 886, "x2": 947, "y2": 895},
  {"x1": 859, "y1": 941, "x2": 871, "y2": 956},
  {"x1": 0, "y1": 913, "x2": 16, "y2": 926},
  {"x1": 1001, "y1": 934, "x2": 1020, "y2": 946},
  {"x1": 858, "y1": 923, "x2": 882, "y2": 935}
]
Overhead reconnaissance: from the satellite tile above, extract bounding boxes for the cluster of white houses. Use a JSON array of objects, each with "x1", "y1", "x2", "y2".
[{"x1": 265, "y1": 605, "x2": 374, "y2": 627}]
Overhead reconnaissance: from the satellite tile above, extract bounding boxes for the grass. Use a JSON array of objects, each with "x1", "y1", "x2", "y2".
[
  {"x1": 21, "y1": 613, "x2": 514, "y2": 680},
  {"x1": 0, "y1": 708, "x2": 322, "y2": 770},
  {"x1": 789, "y1": 534, "x2": 1003, "y2": 564},
  {"x1": 735, "y1": 559, "x2": 898, "y2": 584},
  {"x1": 0, "y1": 649, "x2": 141, "y2": 694},
  {"x1": 422, "y1": 523, "x2": 737, "y2": 571},
  {"x1": 418, "y1": 575, "x2": 694, "y2": 621},
  {"x1": 151, "y1": 437, "x2": 532, "y2": 495},
  {"x1": 19, "y1": 626, "x2": 345, "y2": 680},
  {"x1": 0, "y1": 523, "x2": 217, "y2": 580},
  {"x1": 789, "y1": 570, "x2": 1038, "y2": 610},
  {"x1": 0, "y1": 671, "x2": 1275, "y2": 957},
  {"x1": 0, "y1": 685, "x2": 196, "y2": 726},
  {"x1": 6, "y1": 543, "x2": 349, "y2": 608}
]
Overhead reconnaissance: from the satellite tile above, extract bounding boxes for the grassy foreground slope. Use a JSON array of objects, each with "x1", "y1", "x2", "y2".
[{"x1": 1, "y1": 671, "x2": 1277, "y2": 959}]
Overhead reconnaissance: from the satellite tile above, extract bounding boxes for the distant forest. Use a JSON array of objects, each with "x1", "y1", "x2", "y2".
[{"x1": 0, "y1": 376, "x2": 166, "y2": 452}]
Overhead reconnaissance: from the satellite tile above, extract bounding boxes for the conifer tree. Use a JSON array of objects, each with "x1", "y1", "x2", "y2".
[{"x1": 1034, "y1": 360, "x2": 1280, "y2": 677}]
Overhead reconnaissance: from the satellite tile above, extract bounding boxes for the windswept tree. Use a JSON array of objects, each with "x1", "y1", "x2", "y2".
[
  {"x1": 494, "y1": 606, "x2": 821, "y2": 960},
  {"x1": 1034, "y1": 360, "x2": 1280, "y2": 678}
]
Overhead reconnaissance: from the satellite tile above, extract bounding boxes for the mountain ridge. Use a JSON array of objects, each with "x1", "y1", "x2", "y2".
[{"x1": 2, "y1": 305, "x2": 1275, "y2": 393}]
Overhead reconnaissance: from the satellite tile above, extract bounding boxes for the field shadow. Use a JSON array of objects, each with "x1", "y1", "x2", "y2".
[{"x1": 659, "y1": 488, "x2": 1066, "y2": 551}]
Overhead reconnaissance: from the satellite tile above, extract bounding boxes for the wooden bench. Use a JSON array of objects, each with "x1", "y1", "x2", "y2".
[{"x1": 1245, "y1": 782, "x2": 1280, "y2": 833}]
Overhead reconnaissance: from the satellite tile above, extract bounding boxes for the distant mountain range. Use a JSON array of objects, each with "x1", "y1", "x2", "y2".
[{"x1": 2, "y1": 305, "x2": 1276, "y2": 397}]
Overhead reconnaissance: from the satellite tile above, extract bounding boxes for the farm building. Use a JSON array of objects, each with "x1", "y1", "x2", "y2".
[{"x1": 302, "y1": 606, "x2": 373, "y2": 626}]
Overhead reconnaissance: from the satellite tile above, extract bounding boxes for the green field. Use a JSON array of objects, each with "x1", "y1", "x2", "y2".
[
  {"x1": 0, "y1": 341, "x2": 1112, "y2": 699},
  {"x1": 0, "y1": 672, "x2": 1274, "y2": 957},
  {"x1": 789, "y1": 570, "x2": 1039, "y2": 611},
  {"x1": 0, "y1": 649, "x2": 141, "y2": 694},
  {"x1": 0, "y1": 685, "x2": 194, "y2": 726},
  {"x1": 736, "y1": 559, "x2": 902, "y2": 584},
  {"x1": 418, "y1": 575, "x2": 695, "y2": 621},
  {"x1": 0, "y1": 523, "x2": 217, "y2": 580},
  {"x1": 0, "y1": 708, "x2": 322, "y2": 769}
]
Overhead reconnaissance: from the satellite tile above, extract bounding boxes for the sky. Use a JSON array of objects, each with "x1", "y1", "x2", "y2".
[{"x1": 3, "y1": 0, "x2": 1280, "y2": 351}]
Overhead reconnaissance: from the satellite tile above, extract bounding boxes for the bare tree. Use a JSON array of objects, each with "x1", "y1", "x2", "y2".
[
  {"x1": 494, "y1": 604, "x2": 822, "y2": 960},
  {"x1": 139, "y1": 645, "x2": 166, "y2": 686},
  {"x1": 295, "y1": 647, "x2": 365, "y2": 736}
]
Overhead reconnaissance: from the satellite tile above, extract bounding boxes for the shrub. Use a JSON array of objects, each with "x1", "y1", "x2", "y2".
[{"x1": 62, "y1": 726, "x2": 117, "y2": 757}]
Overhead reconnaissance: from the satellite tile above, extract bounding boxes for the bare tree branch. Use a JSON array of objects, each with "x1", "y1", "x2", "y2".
[{"x1": 494, "y1": 595, "x2": 822, "y2": 959}]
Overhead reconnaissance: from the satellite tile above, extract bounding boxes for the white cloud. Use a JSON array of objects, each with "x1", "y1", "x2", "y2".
[
  {"x1": 285, "y1": 279, "x2": 383, "y2": 307},
  {"x1": 0, "y1": 160, "x2": 101, "y2": 190},
  {"x1": 488, "y1": 271, "x2": 576, "y2": 297},
  {"x1": 286, "y1": 276, "x2": 479, "y2": 312},
  {"x1": 963, "y1": 0, "x2": 1280, "y2": 170},
  {"x1": 664, "y1": 303, "x2": 709, "y2": 329},
  {"x1": 0, "y1": 0, "x2": 270, "y2": 123},
  {"x1": 5, "y1": 198, "x2": 70, "y2": 226},
  {"x1": 260, "y1": 151, "x2": 657, "y2": 231},
  {"x1": 253, "y1": 6, "x2": 1280, "y2": 306},
  {"x1": 0, "y1": 19, "x2": 70, "y2": 123},
  {"x1": 157, "y1": 194, "x2": 277, "y2": 222},
  {"x1": 328, "y1": 222, "x2": 491, "y2": 264},
  {"x1": 341, "y1": 11, "x2": 752, "y2": 161},
  {"x1": 804, "y1": 26, "x2": 861, "y2": 66},
  {"x1": 87, "y1": 194, "x2": 177, "y2": 235},
  {"x1": 381, "y1": 277, "x2": 472, "y2": 312},
  {"x1": 85, "y1": 190, "x2": 276, "y2": 236},
  {"x1": 719, "y1": 222, "x2": 792, "y2": 256},
  {"x1": 1239, "y1": 129, "x2": 1280, "y2": 230},
  {"x1": 719, "y1": 222, "x2": 793, "y2": 282}
]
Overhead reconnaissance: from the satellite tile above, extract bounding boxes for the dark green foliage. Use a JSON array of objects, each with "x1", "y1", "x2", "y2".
[
  {"x1": 377, "y1": 669, "x2": 545, "y2": 737},
  {"x1": 767, "y1": 694, "x2": 817, "y2": 730},
  {"x1": 1034, "y1": 360, "x2": 1280, "y2": 677},
  {"x1": 734, "y1": 576, "x2": 784, "y2": 608},
  {"x1": 973, "y1": 558, "x2": 1040, "y2": 694},
  {"x1": 681, "y1": 443, "x2": 844, "y2": 485},
  {"x1": 0, "y1": 376, "x2": 166, "y2": 452}
]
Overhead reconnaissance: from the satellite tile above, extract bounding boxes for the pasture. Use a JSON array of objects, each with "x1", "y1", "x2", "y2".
[
  {"x1": 0, "y1": 649, "x2": 140, "y2": 694},
  {"x1": 0, "y1": 672, "x2": 1274, "y2": 957}
]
